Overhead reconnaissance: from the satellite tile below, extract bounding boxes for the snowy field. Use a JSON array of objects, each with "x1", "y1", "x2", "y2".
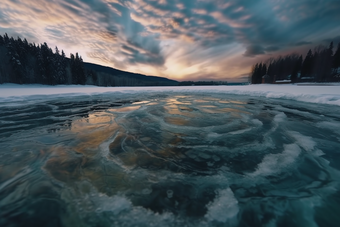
[
  {"x1": 1, "y1": 83, "x2": 340, "y2": 227},
  {"x1": 1, "y1": 83, "x2": 340, "y2": 106}
]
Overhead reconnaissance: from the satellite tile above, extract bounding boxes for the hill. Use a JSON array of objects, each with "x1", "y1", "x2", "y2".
[{"x1": 83, "y1": 62, "x2": 178, "y2": 86}]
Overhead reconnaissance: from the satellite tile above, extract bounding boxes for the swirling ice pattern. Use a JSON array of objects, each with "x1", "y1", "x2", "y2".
[{"x1": 0, "y1": 93, "x2": 340, "y2": 227}]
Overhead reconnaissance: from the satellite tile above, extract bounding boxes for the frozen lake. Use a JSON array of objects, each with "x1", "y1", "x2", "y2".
[{"x1": 1, "y1": 88, "x2": 340, "y2": 227}]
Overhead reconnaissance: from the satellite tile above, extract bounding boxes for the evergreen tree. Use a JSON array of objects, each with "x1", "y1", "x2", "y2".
[
  {"x1": 0, "y1": 35, "x2": 4, "y2": 45},
  {"x1": 257, "y1": 63, "x2": 263, "y2": 84},
  {"x1": 76, "y1": 53, "x2": 86, "y2": 85},
  {"x1": 3, "y1": 33, "x2": 9, "y2": 44},
  {"x1": 0, "y1": 34, "x2": 93, "y2": 85},
  {"x1": 54, "y1": 47, "x2": 67, "y2": 84},
  {"x1": 324, "y1": 42, "x2": 334, "y2": 81},
  {"x1": 7, "y1": 40, "x2": 24, "y2": 84},
  {"x1": 261, "y1": 63, "x2": 267, "y2": 77},
  {"x1": 291, "y1": 55, "x2": 302, "y2": 83},
  {"x1": 267, "y1": 63, "x2": 274, "y2": 83},
  {"x1": 301, "y1": 49, "x2": 313, "y2": 79},
  {"x1": 311, "y1": 44, "x2": 333, "y2": 82},
  {"x1": 333, "y1": 42, "x2": 340, "y2": 69},
  {"x1": 70, "y1": 53, "x2": 76, "y2": 84},
  {"x1": 251, "y1": 63, "x2": 258, "y2": 84},
  {"x1": 70, "y1": 53, "x2": 86, "y2": 85},
  {"x1": 332, "y1": 42, "x2": 340, "y2": 81}
]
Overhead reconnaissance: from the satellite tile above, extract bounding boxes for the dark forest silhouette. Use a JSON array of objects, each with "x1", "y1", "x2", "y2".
[
  {"x1": 0, "y1": 33, "x2": 93, "y2": 85},
  {"x1": 0, "y1": 34, "x2": 177, "y2": 86},
  {"x1": 250, "y1": 41, "x2": 340, "y2": 84}
]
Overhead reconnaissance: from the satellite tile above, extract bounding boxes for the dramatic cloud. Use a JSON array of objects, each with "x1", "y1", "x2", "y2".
[
  {"x1": 0, "y1": 0, "x2": 339, "y2": 81},
  {"x1": 244, "y1": 45, "x2": 265, "y2": 57}
]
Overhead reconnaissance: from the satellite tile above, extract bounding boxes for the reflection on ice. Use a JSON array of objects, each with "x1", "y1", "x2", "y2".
[
  {"x1": 1, "y1": 93, "x2": 340, "y2": 227},
  {"x1": 108, "y1": 105, "x2": 141, "y2": 112}
]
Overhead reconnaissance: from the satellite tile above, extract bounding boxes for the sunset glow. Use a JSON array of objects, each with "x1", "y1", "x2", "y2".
[{"x1": 1, "y1": 0, "x2": 339, "y2": 81}]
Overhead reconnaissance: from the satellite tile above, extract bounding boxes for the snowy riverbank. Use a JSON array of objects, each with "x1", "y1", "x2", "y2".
[{"x1": 1, "y1": 83, "x2": 340, "y2": 106}]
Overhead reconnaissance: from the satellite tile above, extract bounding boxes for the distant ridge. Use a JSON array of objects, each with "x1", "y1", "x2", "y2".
[{"x1": 83, "y1": 62, "x2": 178, "y2": 86}]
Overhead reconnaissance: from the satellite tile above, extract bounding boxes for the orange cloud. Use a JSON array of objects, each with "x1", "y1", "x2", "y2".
[{"x1": 1, "y1": 0, "x2": 339, "y2": 82}]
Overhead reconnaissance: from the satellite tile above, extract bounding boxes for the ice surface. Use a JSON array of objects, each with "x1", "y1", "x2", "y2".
[
  {"x1": 317, "y1": 121, "x2": 340, "y2": 135},
  {"x1": 1, "y1": 88, "x2": 340, "y2": 227}
]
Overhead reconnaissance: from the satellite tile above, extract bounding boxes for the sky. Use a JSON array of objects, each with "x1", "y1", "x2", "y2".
[{"x1": 0, "y1": 0, "x2": 339, "y2": 82}]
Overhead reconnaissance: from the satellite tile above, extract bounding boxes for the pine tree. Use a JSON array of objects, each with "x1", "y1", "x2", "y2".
[
  {"x1": 54, "y1": 47, "x2": 67, "y2": 84},
  {"x1": 7, "y1": 40, "x2": 24, "y2": 84},
  {"x1": 251, "y1": 63, "x2": 258, "y2": 84},
  {"x1": 301, "y1": 49, "x2": 313, "y2": 79},
  {"x1": 262, "y1": 63, "x2": 267, "y2": 74},
  {"x1": 257, "y1": 63, "x2": 263, "y2": 84},
  {"x1": 291, "y1": 55, "x2": 302, "y2": 83},
  {"x1": 332, "y1": 42, "x2": 340, "y2": 81},
  {"x1": 0, "y1": 35, "x2": 4, "y2": 46},
  {"x1": 324, "y1": 42, "x2": 334, "y2": 81},
  {"x1": 3, "y1": 33, "x2": 9, "y2": 44},
  {"x1": 70, "y1": 53, "x2": 76, "y2": 84},
  {"x1": 76, "y1": 53, "x2": 86, "y2": 85},
  {"x1": 333, "y1": 42, "x2": 340, "y2": 69}
]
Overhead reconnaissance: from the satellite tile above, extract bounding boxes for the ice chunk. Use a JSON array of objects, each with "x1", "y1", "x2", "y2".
[
  {"x1": 289, "y1": 131, "x2": 316, "y2": 152},
  {"x1": 289, "y1": 131, "x2": 324, "y2": 156},
  {"x1": 96, "y1": 195, "x2": 132, "y2": 215},
  {"x1": 251, "y1": 119, "x2": 263, "y2": 126},
  {"x1": 273, "y1": 112, "x2": 286, "y2": 123},
  {"x1": 228, "y1": 128, "x2": 252, "y2": 135},
  {"x1": 207, "y1": 132, "x2": 221, "y2": 138},
  {"x1": 205, "y1": 188, "x2": 239, "y2": 223},
  {"x1": 250, "y1": 144, "x2": 301, "y2": 177}
]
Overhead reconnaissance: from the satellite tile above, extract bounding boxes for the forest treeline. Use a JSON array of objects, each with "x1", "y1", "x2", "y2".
[
  {"x1": 0, "y1": 33, "x2": 96, "y2": 85},
  {"x1": 0, "y1": 34, "x2": 177, "y2": 86},
  {"x1": 250, "y1": 41, "x2": 340, "y2": 84}
]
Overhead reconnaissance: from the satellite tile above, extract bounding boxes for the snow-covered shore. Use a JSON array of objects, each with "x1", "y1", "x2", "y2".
[{"x1": 1, "y1": 83, "x2": 340, "y2": 106}]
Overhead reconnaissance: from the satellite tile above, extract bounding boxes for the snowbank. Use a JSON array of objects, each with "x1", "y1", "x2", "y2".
[{"x1": 1, "y1": 83, "x2": 340, "y2": 106}]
